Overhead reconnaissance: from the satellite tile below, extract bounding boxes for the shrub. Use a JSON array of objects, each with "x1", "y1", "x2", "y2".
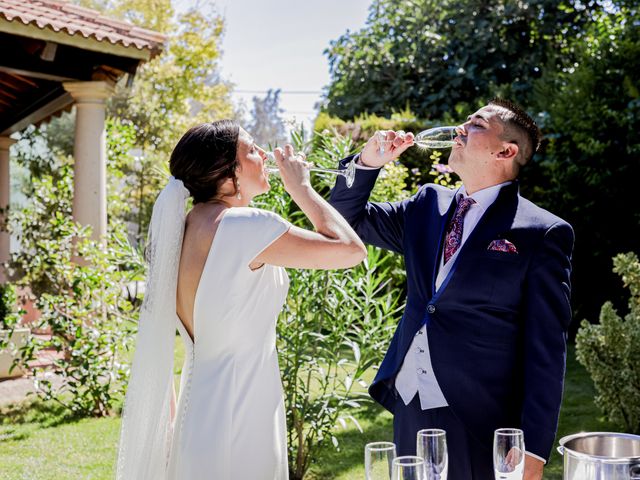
[
  {"x1": 256, "y1": 127, "x2": 408, "y2": 479},
  {"x1": 0, "y1": 283, "x2": 21, "y2": 331},
  {"x1": 575, "y1": 252, "x2": 640, "y2": 434},
  {"x1": 7, "y1": 168, "x2": 144, "y2": 417},
  {"x1": 0, "y1": 284, "x2": 25, "y2": 376},
  {"x1": 279, "y1": 248, "x2": 403, "y2": 479}
]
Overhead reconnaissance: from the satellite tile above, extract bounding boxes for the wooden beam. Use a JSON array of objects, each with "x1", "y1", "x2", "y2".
[
  {"x1": 0, "y1": 88, "x2": 18, "y2": 100},
  {"x1": 0, "y1": 90, "x2": 73, "y2": 135},
  {"x1": 0, "y1": 33, "x2": 141, "y2": 83},
  {"x1": 0, "y1": 19, "x2": 152, "y2": 61},
  {"x1": 0, "y1": 65, "x2": 77, "y2": 83},
  {"x1": 0, "y1": 73, "x2": 38, "y2": 92}
]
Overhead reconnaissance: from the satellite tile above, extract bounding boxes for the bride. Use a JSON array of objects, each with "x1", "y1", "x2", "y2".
[{"x1": 115, "y1": 120, "x2": 366, "y2": 479}]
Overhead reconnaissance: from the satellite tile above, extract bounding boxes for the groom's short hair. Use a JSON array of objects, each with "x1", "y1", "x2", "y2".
[{"x1": 489, "y1": 98, "x2": 541, "y2": 172}]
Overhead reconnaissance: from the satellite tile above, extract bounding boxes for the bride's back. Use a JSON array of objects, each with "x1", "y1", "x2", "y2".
[{"x1": 176, "y1": 203, "x2": 227, "y2": 341}]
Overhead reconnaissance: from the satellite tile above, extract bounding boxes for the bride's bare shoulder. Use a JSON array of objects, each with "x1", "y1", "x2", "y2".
[{"x1": 184, "y1": 204, "x2": 228, "y2": 243}]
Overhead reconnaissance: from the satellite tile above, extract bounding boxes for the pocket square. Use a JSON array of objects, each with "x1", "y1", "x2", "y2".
[{"x1": 487, "y1": 239, "x2": 518, "y2": 253}]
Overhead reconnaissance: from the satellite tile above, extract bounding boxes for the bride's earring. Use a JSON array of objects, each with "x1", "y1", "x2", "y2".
[{"x1": 236, "y1": 179, "x2": 242, "y2": 200}]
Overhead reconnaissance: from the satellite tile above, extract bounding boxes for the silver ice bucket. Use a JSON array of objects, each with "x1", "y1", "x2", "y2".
[{"x1": 558, "y1": 432, "x2": 640, "y2": 480}]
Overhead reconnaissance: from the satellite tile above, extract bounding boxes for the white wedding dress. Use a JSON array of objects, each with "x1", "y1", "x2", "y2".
[{"x1": 166, "y1": 207, "x2": 291, "y2": 480}]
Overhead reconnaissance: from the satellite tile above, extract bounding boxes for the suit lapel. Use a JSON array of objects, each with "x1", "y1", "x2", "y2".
[{"x1": 432, "y1": 182, "x2": 520, "y2": 298}]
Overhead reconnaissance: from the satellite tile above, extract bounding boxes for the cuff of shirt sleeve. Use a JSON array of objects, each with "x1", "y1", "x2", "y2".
[
  {"x1": 525, "y1": 451, "x2": 547, "y2": 465},
  {"x1": 353, "y1": 153, "x2": 381, "y2": 170}
]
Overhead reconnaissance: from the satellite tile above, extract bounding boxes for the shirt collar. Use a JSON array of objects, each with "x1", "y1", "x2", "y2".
[{"x1": 456, "y1": 181, "x2": 512, "y2": 211}]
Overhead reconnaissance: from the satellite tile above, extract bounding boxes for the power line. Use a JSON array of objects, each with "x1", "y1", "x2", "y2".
[{"x1": 235, "y1": 90, "x2": 322, "y2": 95}]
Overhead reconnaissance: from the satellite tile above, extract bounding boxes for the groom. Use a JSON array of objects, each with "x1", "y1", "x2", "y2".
[{"x1": 330, "y1": 99, "x2": 573, "y2": 480}]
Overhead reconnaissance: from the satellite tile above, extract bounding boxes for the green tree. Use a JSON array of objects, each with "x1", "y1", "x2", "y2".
[
  {"x1": 323, "y1": 0, "x2": 599, "y2": 120},
  {"x1": 60, "y1": 0, "x2": 236, "y2": 239},
  {"x1": 324, "y1": 0, "x2": 639, "y2": 323},
  {"x1": 525, "y1": 3, "x2": 640, "y2": 321},
  {"x1": 103, "y1": 0, "x2": 235, "y2": 238}
]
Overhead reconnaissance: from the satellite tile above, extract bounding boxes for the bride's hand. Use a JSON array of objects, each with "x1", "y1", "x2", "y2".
[{"x1": 273, "y1": 145, "x2": 312, "y2": 194}]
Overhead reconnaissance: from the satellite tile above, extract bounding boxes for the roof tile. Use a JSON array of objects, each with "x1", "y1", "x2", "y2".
[{"x1": 0, "y1": 0, "x2": 166, "y2": 56}]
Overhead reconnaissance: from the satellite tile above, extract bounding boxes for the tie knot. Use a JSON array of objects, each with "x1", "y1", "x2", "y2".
[{"x1": 456, "y1": 196, "x2": 476, "y2": 215}]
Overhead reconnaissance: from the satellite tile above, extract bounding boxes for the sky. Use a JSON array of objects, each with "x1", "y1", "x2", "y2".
[{"x1": 190, "y1": 0, "x2": 372, "y2": 129}]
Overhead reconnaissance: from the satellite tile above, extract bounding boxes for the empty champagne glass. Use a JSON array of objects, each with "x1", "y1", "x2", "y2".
[
  {"x1": 493, "y1": 428, "x2": 525, "y2": 480},
  {"x1": 416, "y1": 429, "x2": 448, "y2": 480},
  {"x1": 365, "y1": 442, "x2": 397, "y2": 480},
  {"x1": 392, "y1": 456, "x2": 425, "y2": 480},
  {"x1": 414, "y1": 126, "x2": 458, "y2": 150},
  {"x1": 264, "y1": 151, "x2": 356, "y2": 188}
]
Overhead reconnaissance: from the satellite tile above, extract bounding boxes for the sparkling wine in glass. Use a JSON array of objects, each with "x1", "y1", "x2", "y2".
[
  {"x1": 414, "y1": 126, "x2": 458, "y2": 150},
  {"x1": 493, "y1": 429, "x2": 525, "y2": 480},
  {"x1": 392, "y1": 456, "x2": 425, "y2": 480},
  {"x1": 365, "y1": 442, "x2": 396, "y2": 480},
  {"x1": 416, "y1": 429, "x2": 448, "y2": 480},
  {"x1": 264, "y1": 151, "x2": 356, "y2": 188}
]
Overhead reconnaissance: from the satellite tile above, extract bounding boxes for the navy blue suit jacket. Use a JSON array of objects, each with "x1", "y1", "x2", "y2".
[{"x1": 329, "y1": 155, "x2": 574, "y2": 461}]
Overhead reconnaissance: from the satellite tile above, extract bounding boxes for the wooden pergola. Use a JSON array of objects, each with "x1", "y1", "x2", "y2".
[{"x1": 0, "y1": 0, "x2": 166, "y2": 281}]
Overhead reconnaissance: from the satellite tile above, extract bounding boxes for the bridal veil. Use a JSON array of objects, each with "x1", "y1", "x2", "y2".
[{"x1": 116, "y1": 177, "x2": 189, "y2": 480}]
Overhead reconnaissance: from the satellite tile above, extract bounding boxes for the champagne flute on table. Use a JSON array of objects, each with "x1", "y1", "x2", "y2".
[
  {"x1": 416, "y1": 429, "x2": 448, "y2": 480},
  {"x1": 493, "y1": 428, "x2": 525, "y2": 480},
  {"x1": 264, "y1": 151, "x2": 357, "y2": 188},
  {"x1": 392, "y1": 456, "x2": 425, "y2": 480},
  {"x1": 365, "y1": 442, "x2": 396, "y2": 480}
]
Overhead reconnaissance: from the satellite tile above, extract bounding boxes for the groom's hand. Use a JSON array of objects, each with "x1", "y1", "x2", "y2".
[
  {"x1": 523, "y1": 453, "x2": 544, "y2": 480},
  {"x1": 359, "y1": 130, "x2": 414, "y2": 168}
]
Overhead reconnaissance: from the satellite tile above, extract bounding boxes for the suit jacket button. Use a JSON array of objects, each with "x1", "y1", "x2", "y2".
[{"x1": 427, "y1": 304, "x2": 436, "y2": 314}]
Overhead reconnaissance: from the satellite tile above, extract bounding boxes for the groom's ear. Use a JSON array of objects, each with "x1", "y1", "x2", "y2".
[{"x1": 497, "y1": 142, "x2": 518, "y2": 161}]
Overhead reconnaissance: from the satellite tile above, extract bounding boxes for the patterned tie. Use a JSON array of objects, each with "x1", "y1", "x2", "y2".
[{"x1": 443, "y1": 196, "x2": 476, "y2": 264}]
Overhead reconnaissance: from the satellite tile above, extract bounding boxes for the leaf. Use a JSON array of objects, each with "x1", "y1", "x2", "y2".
[
  {"x1": 348, "y1": 414, "x2": 364, "y2": 433},
  {"x1": 351, "y1": 342, "x2": 361, "y2": 363}
]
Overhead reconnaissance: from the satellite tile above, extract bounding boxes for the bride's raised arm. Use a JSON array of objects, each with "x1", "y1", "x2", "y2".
[{"x1": 254, "y1": 145, "x2": 366, "y2": 270}]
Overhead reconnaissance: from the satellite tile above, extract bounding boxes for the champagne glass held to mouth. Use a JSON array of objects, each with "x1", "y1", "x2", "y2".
[
  {"x1": 377, "y1": 126, "x2": 459, "y2": 154},
  {"x1": 263, "y1": 150, "x2": 357, "y2": 188}
]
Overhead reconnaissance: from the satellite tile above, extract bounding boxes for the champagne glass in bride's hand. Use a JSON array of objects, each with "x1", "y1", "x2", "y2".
[
  {"x1": 365, "y1": 442, "x2": 396, "y2": 480},
  {"x1": 265, "y1": 151, "x2": 356, "y2": 188},
  {"x1": 413, "y1": 126, "x2": 458, "y2": 150},
  {"x1": 392, "y1": 456, "x2": 425, "y2": 480},
  {"x1": 493, "y1": 429, "x2": 525, "y2": 480},
  {"x1": 417, "y1": 429, "x2": 448, "y2": 480}
]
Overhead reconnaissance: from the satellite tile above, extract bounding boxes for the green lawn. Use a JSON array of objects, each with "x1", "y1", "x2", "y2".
[{"x1": 0, "y1": 343, "x2": 617, "y2": 479}]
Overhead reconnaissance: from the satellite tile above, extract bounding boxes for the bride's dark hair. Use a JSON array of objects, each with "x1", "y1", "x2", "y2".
[{"x1": 169, "y1": 120, "x2": 241, "y2": 204}]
